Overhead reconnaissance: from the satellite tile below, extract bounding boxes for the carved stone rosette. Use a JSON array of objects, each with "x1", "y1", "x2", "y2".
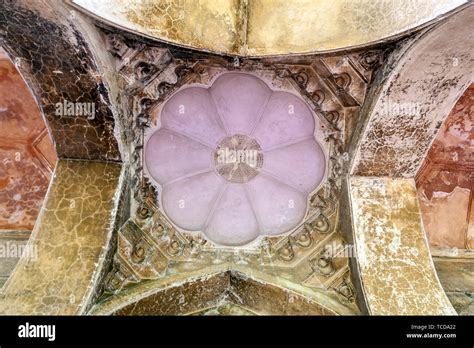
[{"x1": 99, "y1": 28, "x2": 390, "y2": 313}]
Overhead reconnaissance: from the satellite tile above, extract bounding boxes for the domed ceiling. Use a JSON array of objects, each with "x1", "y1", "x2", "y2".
[
  {"x1": 71, "y1": 0, "x2": 466, "y2": 56},
  {"x1": 0, "y1": 0, "x2": 471, "y2": 318},
  {"x1": 144, "y1": 72, "x2": 326, "y2": 246}
]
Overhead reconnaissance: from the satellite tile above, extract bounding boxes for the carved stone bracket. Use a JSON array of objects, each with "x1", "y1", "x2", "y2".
[{"x1": 99, "y1": 28, "x2": 391, "y2": 308}]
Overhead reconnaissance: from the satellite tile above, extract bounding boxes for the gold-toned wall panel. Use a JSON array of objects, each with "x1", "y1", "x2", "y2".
[
  {"x1": 73, "y1": 0, "x2": 244, "y2": 55},
  {"x1": 71, "y1": 0, "x2": 466, "y2": 56},
  {"x1": 246, "y1": 0, "x2": 465, "y2": 56},
  {"x1": 0, "y1": 160, "x2": 125, "y2": 315},
  {"x1": 348, "y1": 177, "x2": 456, "y2": 315}
]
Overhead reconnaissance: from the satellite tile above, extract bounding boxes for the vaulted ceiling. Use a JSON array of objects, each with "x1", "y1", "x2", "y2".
[
  {"x1": 71, "y1": 0, "x2": 467, "y2": 56},
  {"x1": 0, "y1": 0, "x2": 472, "y2": 317}
]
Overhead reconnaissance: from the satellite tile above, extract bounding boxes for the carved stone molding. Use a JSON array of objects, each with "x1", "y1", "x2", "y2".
[{"x1": 94, "y1": 27, "x2": 392, "y2": 313}]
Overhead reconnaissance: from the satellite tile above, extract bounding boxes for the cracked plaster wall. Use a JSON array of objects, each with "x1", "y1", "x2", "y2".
[{"x1": 350, "y1": 5, "x2": 474, "y2": 177}]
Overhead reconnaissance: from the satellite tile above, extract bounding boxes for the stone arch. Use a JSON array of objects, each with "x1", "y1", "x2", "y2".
[
  {"x1": 350, "y1": 4, "x2": 474, "y2": 177},
  {"x1": 0, "y1": 0, "x2": 122, "y2": 161},
  {"x1": 344, "y1": 4, "x2": 474, "y2": 315},
  {"x1": 0, "y1": 1, "x2": 127, "y2": 315},
  {"x1": 71, "y1": 0, "x2": 467, "y2": 57},
  {"x1": 90, "y1": 268, "x2": 356, "y2": 316}
]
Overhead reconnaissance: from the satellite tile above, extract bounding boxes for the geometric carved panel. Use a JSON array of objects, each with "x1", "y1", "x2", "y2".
[{"x1": 97, "y1": 28, "x2": 391, "y2": 313}]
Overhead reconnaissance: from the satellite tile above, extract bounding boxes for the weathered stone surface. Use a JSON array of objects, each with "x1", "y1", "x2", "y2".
[
  {"x1": 417, "y1": 171, "x2": 472, "y2": 249},
  {"x1": 350, "y1": 5, "x2": 474, "y2": 177},
  {"x1": 72, "y1": 0, "x2": 466, "y2": 56},
  {"x1": 0, "y1": 160, "x2": 125, "y2": 315},
  {"x1": 0, "y1": 0, "x2": 121, "y2": 161},
  {"x1": 1, "y1": 0, "x2": 471, "y2": 317},
  {"x1": 347, "y1": 177, "x2": 456, "y2": 315},
  {"x1": 0, "y1": 54, "x2": 56, "y2": 230},
  {"x1": 0, "y1": 231, "x2": 30, "y2": 288},
  {"x1": 228, "y1": 271, "x2": 339, "y2": 315},
  {"x1": 91, "y1": 267, "x2": 357, "y2": 315},
  {"x1": 416, "y1": 84, "x2": 474, "y2": 249},
  {"x1": 113, "y1": 272, "x2": 229, "y2": 316},
  {"x1": 433, "y1": 255, "x2": 474, "y2": 315}
]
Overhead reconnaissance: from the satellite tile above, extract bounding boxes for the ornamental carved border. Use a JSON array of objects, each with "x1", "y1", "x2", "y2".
[{"x1": 99, "y1": 27, "x2": 392, "y2": 308}]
